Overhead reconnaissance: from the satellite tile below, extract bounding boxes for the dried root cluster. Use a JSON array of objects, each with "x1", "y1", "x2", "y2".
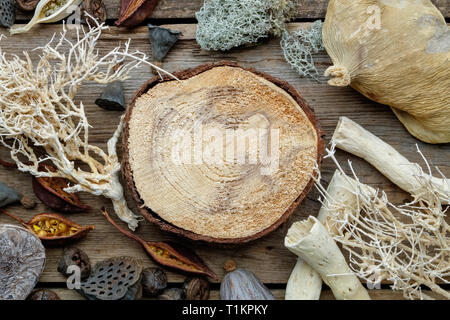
[
  {"x1": 315, "y1": 146, "x2": 449, "y2": 300},
  {"x1": 0, "y1": 22, "x2": 172, "y2": 230}
]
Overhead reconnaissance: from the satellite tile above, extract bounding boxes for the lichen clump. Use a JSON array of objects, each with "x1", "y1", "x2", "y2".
[
  {"x1": 196, "y1": 0, "x2": 298, "y2": 51},
  {"x1": 280, "y1": 20, "x2": 323, "y2": 80}
]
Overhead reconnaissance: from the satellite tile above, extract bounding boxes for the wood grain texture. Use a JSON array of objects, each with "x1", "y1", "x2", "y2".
[
  {"x1": 0, "y1": 24, "x2": 448, "y2": 301},
  {"x1": 14, "y1": 0, "x2": 450, "y2": 20},
  {"x1": 43, "y1": 288, "x2": 450, "y2": 300}
]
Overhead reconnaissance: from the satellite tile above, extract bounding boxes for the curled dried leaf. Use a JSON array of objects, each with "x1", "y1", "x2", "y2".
[
  {"x1": 115, "y1": 0, "x2": 159, "y2": 28},
  {"x1": 101, "y1": 207, "x2": 218, "y2": 280},
  {"x1": 0, "y1": 210, "x2": 95, "y2": 246},
  {"x1": 33, "y1": 164, "x2": 91, "y2": 213}
]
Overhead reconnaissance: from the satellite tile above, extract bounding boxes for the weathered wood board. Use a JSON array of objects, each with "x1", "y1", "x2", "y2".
[
  {"x1": 14, "y1": 0, "x2": 450, "y2": 20},
  {"x1": 0, "y1": 20, "x2": 448, "y2": 300}
]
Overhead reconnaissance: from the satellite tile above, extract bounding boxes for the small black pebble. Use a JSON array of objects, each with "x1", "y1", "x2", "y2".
[{"x1": 95, "y1": 81, "x2": 125, "y2": 111}]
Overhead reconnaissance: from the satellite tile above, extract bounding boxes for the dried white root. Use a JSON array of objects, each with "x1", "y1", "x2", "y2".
[
  {"x1": 314, "y1": 146, "x2": 450, "y2": 300},
  {"x1": 0, "y1": 22, "x2": 176, "y2": 230},
  {"x1": 285, "y1": 216, "x2": 371, "y2": 300},
  {"x1": 332, "y1": 117, "x2": 450, "y2": 204},
  {"x1": 285, "y1": 258, "x2": 322, "y2": 300}
]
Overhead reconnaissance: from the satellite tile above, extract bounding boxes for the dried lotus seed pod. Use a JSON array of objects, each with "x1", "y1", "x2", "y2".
[{"x1": 0, "y1": 0, "x2": 15, "y2": 27}]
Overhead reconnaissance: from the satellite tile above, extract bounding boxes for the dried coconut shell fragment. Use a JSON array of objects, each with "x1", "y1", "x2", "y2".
[
  {"x1": 285, "y1": 216, "x2": 370, "y2": 300},
  {"x1": 122, "y1": 61, "x2": 324, "y2": 244}
]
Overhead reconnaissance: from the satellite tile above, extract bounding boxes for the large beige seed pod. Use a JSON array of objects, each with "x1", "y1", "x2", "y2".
[{"x1": 322, "y1": 0, "x2": 450, "y2": 144}]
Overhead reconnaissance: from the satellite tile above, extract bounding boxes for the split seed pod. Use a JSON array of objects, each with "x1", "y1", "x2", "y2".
[
  {"x1": 220, "y1": 269, "x2": 275, "y2": 300},
  {"x1": 0, "y1": 224, "x2": 46, "y2": 300},
  {"x1": 115, "y1": 0, "x2": 159, "y2": 28},
  {"x1": 0, "y1": 0, "x2": 15, "y2": 27},
  {"x1": 101, "y1": 207, "x2": 218, "y2": 280},
  {"x1": 95, "y1": 81, "x2": 126, "y2": 111},
  {"x1": 322, "y1": 0, "x2": 450, "y2": 143},
  {"x1": 0, "y1": 210, "x2": 95, "y2": 246},
  {"x1": 16, "y1": 0, "x2": 39, "y2": 11},
  {"x1": 10, "y1": 0, "x2": 83, "y2": 35},
  {"x1": 33, "y1": 164, "x2": 91, "y2": 213},
  {"x1": 148, "y1": 24, "x2": 180, "y2": 73}
]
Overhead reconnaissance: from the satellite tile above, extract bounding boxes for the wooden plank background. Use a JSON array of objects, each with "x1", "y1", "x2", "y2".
[
  {"x1": 1, "y1": 0, "x2": 449, "y2": 300},
  {"x1": 14, "y1": 0, "x2": 450, "y2": 20}
]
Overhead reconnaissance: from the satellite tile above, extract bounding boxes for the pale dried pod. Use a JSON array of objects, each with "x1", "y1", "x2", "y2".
[
  {"x1": 322, "y1": 0, "x2": 450, "y2": 143},
  {"x1": 220, "y1": 269, "x2": 275, "y2": 300},
  {"x1": 10, "y1": 0, "x2": 83, "y2": 35}
]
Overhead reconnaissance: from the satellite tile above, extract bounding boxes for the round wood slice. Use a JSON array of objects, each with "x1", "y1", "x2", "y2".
[{"x1": 122, "y1": 61, "x2": 324, "y2": 244}]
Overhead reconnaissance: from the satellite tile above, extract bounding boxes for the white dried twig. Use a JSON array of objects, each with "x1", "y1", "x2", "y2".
[
  {"x1": 0, "y1": 22, "x2": 177, "y2": 230},
  {"x1": 313, "y1": 145, "x2": 449, "y2": 300}
]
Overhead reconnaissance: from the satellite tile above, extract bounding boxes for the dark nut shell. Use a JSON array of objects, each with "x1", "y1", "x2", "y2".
[
  {"x1": 27, "y1": 289, "x2": 60, "y2": 300},
  {"x1": 57, "y1": 247, "x2": 91, "y2": 280},
  {"x1": 16, "y1": 0, "x2": 39, "y2": 11},
  {"x1": 183, "y1": 277, "x2": 210, "y2": 300},
  {"x1": 141, "y1": 267, "x2": 167, "y2": 296},
  {"x1": 158, "y1": 288, "x2": 185, "y2": 300}
]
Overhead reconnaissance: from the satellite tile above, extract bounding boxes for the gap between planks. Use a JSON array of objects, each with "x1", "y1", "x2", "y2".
[{"x1": 12, "y1": 0, "x2": 450, "y2": 20}]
